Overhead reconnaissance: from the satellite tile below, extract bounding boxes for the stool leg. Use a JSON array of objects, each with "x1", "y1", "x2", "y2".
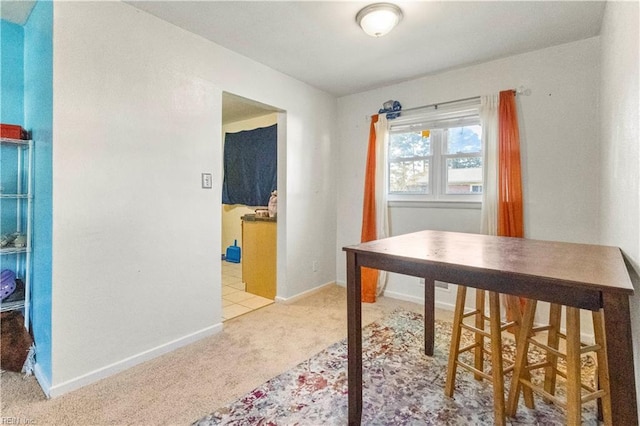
[
  {"x1": 474, "y1": 289, "x2": 486, "y2": 380},
  {"x1": 445, "y1": 285, "x2": 467, "y2": 397},
  {"x1": 592, "y1": 310, "x2": 612, "y2": 425},
  {"x1": 565, "y1": 307, "x2": 582, "y2": 426},
  {"x1": 509, "y1": 295, "x2": 535, "y2": 409},
  {"x1": 489, "y1": 291, "x2": 506, "y2": 425},
  {"x1": 544, "y1": 303, "x2": 562, "y2": 401},
  {"x1": 504, "y1": 294, "x2": 521, "y2": 334},
  {"x1": 506, "y1": 298, "x2": 537, "y2": 417}
]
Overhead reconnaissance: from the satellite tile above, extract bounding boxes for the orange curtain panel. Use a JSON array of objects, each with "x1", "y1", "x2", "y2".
[
  {"x1": 498, "y1": 90, "x2": 526, "y2": 319},
  {"x1": 360, "y1": 114, "x2": 379, "y2": 303},
  {"x1": 497, "y1": 90, "x2": 524, "y2": 238}
]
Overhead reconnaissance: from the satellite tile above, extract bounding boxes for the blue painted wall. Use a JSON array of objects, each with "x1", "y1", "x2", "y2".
[
  {"x1": 1, "y1": 6, "x2": 53, "y2": 389},
  {"x1": 0, "y1": 21, "x2": 24, "y2": 236},
  {"x1": 24, "y1": 0, "x2": 53, "y2": 386},
  {"x1": 1, "y1": 20, "x2": 24, "y2": 124}
]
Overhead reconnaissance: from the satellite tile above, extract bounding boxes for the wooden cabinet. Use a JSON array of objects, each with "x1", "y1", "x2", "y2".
[{"x1": 241, "y1": 217, "x2": 276, "y2": 299}]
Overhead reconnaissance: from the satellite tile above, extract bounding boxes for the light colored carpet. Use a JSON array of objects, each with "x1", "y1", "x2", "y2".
[
  {"x1": 194, "y1": 309, "x2": 596, "y2": 425},
  {"x1": 1, "y1": 284, "x2": 439, "y2": 425}
]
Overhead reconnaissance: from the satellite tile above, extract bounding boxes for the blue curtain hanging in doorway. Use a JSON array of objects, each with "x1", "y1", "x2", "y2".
[{"x1": 222, "y1": 124, "x2": 277, "y2": 206}]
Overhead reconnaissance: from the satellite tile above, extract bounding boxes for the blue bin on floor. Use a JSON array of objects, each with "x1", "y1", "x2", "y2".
[{"x1": 225, "y1": 240, "x2": 241, "y2": 263}]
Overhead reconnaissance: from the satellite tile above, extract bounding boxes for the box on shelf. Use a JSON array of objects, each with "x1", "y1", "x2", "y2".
[{"x1": 0, "y1": 124, "x2": 26, "y2": 140}]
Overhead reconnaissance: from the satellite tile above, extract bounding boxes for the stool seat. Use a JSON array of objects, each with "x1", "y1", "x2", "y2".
[{"x1": 506, "y1": 300, "x2": 611, "y2": 425}]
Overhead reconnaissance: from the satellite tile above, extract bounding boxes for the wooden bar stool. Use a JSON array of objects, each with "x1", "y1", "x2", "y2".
[
  {"x1": 506, "y1": 300, "x2": 611, "y2": 425},
  {"x1": 445, "y1": 286, "x2": 532, "y2": 426}
]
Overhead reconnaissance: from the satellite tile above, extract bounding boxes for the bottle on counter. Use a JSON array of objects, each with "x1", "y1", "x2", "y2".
[{"x1": 268, "y1": 190, "x2": 277, "y2": 218}]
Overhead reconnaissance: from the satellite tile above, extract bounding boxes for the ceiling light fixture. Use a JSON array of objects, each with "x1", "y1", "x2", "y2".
[{"x1": 356, "y1": 3, "x2": 403, "y2": 38}]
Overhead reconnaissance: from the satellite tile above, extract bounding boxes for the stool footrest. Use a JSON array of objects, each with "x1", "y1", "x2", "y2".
[
  {"x1": 532, "y1": 324, "x2": 553, "y2": 333},
  {"x1": 458, "y1": 342, "x2": 482, "y2": 355},
  {"x1": 554, "y1": 369, "x2": 598, "y2": 393},
  {"x1": 462, "y1": 309, "x2": 483, "y2": 319},
  {"x1": 518, "y1": 379, "x2": 566, "y2": 408},
  {"x1": 460, "y1": 322, "x2": 491, "y2": 338},
  {"x1": 582, "y1": 389, "x2": 606, "y2": 404},
  {"x1": 580, "y1": 343, "x2": 600, "y2": 354},
  {"x1": 520, "y1": 377, "x2": 605, "y2": 406},
  {"x1": 455, "y1": 360, "x2": 493, "y2": 382},
  {"x1": 523, "y1": 359, "x2": 597, "y2": 394},
  {"x1": 460, "y1": 321, "x2": 517, "y2": 338},
  {"x1": 528, "y1": 339, "x2": 566, "y2": 359},
  {"x1": 499, "y1": 321, "x2": 518, "y2": 333},
  {"x1": 524, "y1": 360, "x2": 552, "y2": 372}
]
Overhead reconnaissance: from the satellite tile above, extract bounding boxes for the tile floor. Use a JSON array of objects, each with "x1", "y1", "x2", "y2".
[{"x1": 222, "y1": 260, "x2": 274, "y2": 321}]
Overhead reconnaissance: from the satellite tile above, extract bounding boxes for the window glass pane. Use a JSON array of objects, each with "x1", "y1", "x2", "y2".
[
  {"x1": 389, "y1": 131, "x2": 430, "y2": 159},
  {"x1": 387, "y1": 108, "x2": 483, "y2": 199},
  {"x1": 446, "y1": 125, "x2": 481, "y2": 154},
  {"x1": 446, "y1": 158, "x2": 482, "y2": 194},
  {"x1": 389, "y1": 159, "x2": 429, "y2": 193}
]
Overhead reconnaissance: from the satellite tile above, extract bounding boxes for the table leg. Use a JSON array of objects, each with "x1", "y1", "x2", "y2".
[
  {"x1": 347, "y1": 251, "x2": 363, "y2": 425},
  {"x1": 602, "y1": 292, "x2": 638, "y2": 425},
  {"x1": 424, "y1": 277, "x2": 435, "y2": 356},
  {"x1": 565, "y1": 307, "x2": 582, "y2": 425}
]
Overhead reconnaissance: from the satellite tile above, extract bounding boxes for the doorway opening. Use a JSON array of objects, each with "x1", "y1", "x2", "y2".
[{"x1": 220, "y1": 92, "x2": 283, "y2": 321}]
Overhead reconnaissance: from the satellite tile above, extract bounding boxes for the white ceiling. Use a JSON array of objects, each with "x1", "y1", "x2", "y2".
[
  {"x1": 0, "y1": 1, "x2": 36, "y2": 25},
  {"x1": 3, "y1": 1, "x2": 606, "y2": 121},
  {"x1": 127, "y1": 1, "x2": 606, "y2": 97}
]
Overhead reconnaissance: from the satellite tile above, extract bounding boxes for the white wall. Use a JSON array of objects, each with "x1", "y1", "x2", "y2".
[
  {"x1": 221, "y1": 113, "x2": 278, "y2": 254},
  {"x1": 336, "y1": 38, "x2": 601, "y2": 311},
  {"x1": 599, "y1": 1, "x2": 640, "y2": 418},
  {"x1": 52, "y1": 2, "x2": 336, "y2": 394}
]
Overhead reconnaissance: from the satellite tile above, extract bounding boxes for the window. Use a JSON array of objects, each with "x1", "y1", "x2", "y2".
[{"x1": 388, "y1": 101, "x2": 482, "y2": 202}]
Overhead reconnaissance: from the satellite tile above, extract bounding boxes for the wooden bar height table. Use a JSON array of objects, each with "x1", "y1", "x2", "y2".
[{"x1": 344, "y1": 230, "x2": 637, "y2": 425}]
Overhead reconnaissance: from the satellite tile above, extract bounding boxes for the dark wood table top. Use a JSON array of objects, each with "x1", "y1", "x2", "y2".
[{"x1": 344, "y1": 230, "x2": 633, "y2": 295}]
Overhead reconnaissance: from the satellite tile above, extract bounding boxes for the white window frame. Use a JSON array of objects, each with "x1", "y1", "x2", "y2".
[{"x1": 387, "y1": 99, "x2": 482, "y2": 203}]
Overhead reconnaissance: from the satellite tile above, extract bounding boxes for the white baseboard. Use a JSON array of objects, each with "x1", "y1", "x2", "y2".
[
  {"x1": 34, "y1": 362, "x2": 51, "y2": 398},
  {"x1": 275, "y1": 281, "x2": 336, "y2": 304},
  {"x1": 48, "y1": 322, "x2": 223, "y2": 398},
  {"x1": 334, "y1": 280, "x2": 456, "y2": 311},
  {"x1": 382, "y1": 289, "x2": 456, "y2": 312}
]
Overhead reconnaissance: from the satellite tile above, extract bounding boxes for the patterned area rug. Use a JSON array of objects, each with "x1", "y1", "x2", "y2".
[{"x1": 194, "y1": 309, "x2": 599, "y2": 425}]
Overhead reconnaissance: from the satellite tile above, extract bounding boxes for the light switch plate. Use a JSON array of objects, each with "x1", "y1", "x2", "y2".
[{"x1": 201, "y1": 173, "x2": 212, "y2": 189}]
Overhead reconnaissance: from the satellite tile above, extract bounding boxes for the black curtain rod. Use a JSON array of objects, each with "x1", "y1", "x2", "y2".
[
  {"x1": 400, "y1": 95, "x2": 481, "y2": 115},
  {"x1": 369, "y1": 88, "x2": 523, "y2": 120}
]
